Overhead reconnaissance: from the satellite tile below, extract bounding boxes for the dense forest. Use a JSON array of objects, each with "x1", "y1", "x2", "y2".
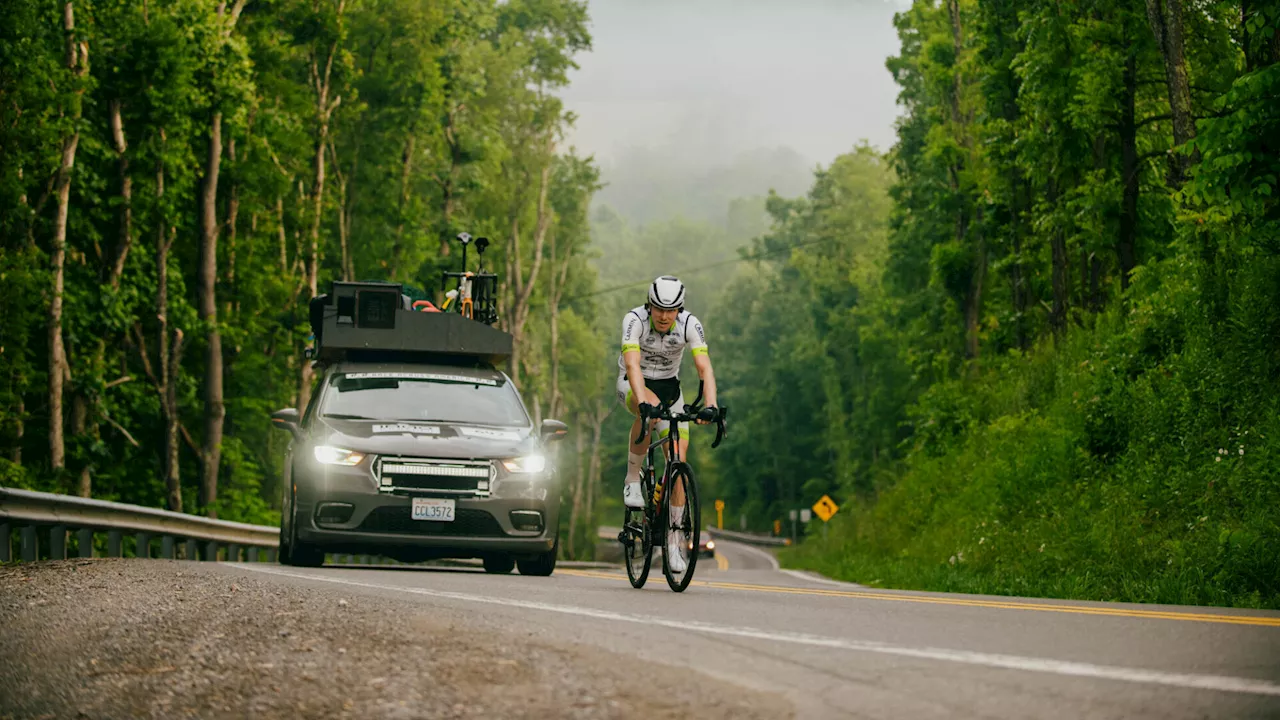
[
  {"x1": 3, "y1": 0, "x2": 1277, "y2": 608},
  {"x1": 0, "y1": 0, "x2": 618, "y2": 553},
  {"x1": 709, "y1": 0, "x2": 1279, "y2": 608}
]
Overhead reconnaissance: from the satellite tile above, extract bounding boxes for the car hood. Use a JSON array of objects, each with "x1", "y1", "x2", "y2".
[{"x1": 314, "y1": 417, "x2": 537, "y2": 459}]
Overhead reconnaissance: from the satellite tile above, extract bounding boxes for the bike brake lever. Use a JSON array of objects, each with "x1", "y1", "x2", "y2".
[{"x1": 710, "y1": 407, "x2": 729, "y2": 449}]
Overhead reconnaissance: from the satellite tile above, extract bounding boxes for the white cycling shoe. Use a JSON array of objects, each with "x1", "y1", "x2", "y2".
[
  {"x1": 666, "y1": 538, "x2": 687, "y2": 573},
  {"x1": 623, "y1": 482, "x2": 644, "y2": 509}
]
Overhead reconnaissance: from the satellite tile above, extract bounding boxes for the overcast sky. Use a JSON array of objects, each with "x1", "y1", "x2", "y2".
[{"x1": 559, "y1": 0, "x2": 909, "y2": 170}]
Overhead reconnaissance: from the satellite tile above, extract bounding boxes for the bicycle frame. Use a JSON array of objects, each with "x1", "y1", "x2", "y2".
[{"x1": 620, "y1": 381, "x2": 728, "y2": 591}]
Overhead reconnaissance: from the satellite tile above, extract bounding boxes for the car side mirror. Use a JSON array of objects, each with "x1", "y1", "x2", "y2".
[
  {"x1": 271, "y1": 408, "x2": 302, "y2": 441},
  {"x1": 540, "y1": 419, "x2": 569, "y2": 443}
]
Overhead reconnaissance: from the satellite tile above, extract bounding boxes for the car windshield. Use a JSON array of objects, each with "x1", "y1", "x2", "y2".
[{"x1": 321, "y1": 372, "x2": 529, "y2": 427}]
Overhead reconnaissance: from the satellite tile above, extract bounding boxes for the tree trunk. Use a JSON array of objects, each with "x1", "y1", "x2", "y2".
[
  {"x1": 1048, "y1": 180, "x2": 1069, "y2": 336},
  {"x1": 224, "y1": 138, "x2": 240, "y2": 319},
  {"x1": 108, "y1": 98, "x2": 132, "y2": 290},
  {"x1": 509, "y1": 158, "x2": 553, "y2": 387},
  {"x1": 49, "y1": 1, "x2": 88, "y2": 473},
  {"x1": 298, "y1": 21, "x2": 344, "y2": 414},
  {"x1": 1145, "y1": 0, "x2": 1197, "y2": 183},
  {"x1": 193, "y1": 0, "x2": 250, "y2": 517},
  {"x1": 276, "y1": 195, "x2": 289, "y2": 275},
  {"x1": 548, "y1": 231, "x2": 574, "y2": 420},
  {"x1": 332, "y1": 138, "x2": 355, "y2": 282},
  {"x1": 583, "y1": 403, "x2": 607, "y2": 554},
  {"x1": 12, "y1": 399, "x2": 22, "y2": 465},
  {"x1": 155, "y1": 147, "x2": 184, "y2": 513},
  {"x1": 1118, "y1": 46, "x2": 1139, "y2": 291},
  {"x1": 439, "y1": 108, "x2": 460, "y2": 257},
  {"x1": 390, "y1": 133, "x2": 414, "y2": 280},
  {"x1": 197, "y1": 110, "x2": 225, "y2": 517},
  {"x1": 566, "y1": 414, "x2": 586, "y2": 558},
  {"x1": 963, "y1": 206, "x2": 985, "y2": 360},
  {"x1": 947, "y1": 0, "x2": 964, "y2": 125},
  {"x1": 70, "y1": 393, "x2": 88, "y2": 496},
  {"x1": 1010, "y1": 177, "x2": 1028, "y2": 350}
]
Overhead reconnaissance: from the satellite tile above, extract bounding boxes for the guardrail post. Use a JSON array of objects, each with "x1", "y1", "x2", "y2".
[
  {"x1": 77, "y1": 528, "x2": 93, "y2": 558},
  {"x1": 227, "y1": 543, "x2": 241, "y2": 562},
  {"x1": 21, "y1": 526, "x2": 38, "y2": 561},
  {"x1": 107, "y1": 530, "x2": 123, "y2": 557},
  {"x1": 247, "y1": 547, "x2": 260, "y2": 563},
  {"x1": 0, "y1": 522, "x2": 10, "y2": 562},
  {"x1": 136, "y1": 532, "x2": 151, "y2": 559},
  {"x1": 266, "y1": 548, "x2": 277, "y2": 563},
  {"x1": 161, "y1": 536, "x2": 175, "y2": 559},
  {"x1": 184, "y1": 538, "x2": 198, "y2": 560},
  {"x1": 204, "y1": 541, "x2": 218, "y2": 561},
  {"x1": 49, "y1": 525, "x2": 67, "y2": 560}
]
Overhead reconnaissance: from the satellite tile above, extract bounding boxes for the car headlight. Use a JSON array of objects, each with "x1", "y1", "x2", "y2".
[
  {"x1": 502, "y1": 454, "x2": 547, "y2": 474},
  {"x1": 706, "y1": 540, "x2": 715, "y2": 550},
  {"x1": 313, "y1": 445, "x2": 366, "y2": 466}
]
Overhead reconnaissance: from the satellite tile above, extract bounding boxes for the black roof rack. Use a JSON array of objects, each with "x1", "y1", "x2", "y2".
[{"x1": 308, "y1": 281, "x2": 513, "y2": 368}]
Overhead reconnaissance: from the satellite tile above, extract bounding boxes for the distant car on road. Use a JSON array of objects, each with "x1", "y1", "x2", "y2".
[{"x1": 699, "y1": 531, "x2": 716, "y2": 559}]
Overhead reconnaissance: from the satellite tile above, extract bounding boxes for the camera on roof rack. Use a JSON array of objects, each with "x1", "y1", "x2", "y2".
[{"x1": 440, "y1": 232, "x2": 499, "y2": 326}]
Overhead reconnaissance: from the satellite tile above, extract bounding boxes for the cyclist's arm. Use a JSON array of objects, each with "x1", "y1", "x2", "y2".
[
  {"x1": 624, "y1": 350, "x2": 647, "y2": 409},
  {"x1": 694, "y1": 352, "x2": 717, "y2": 409},
  {"x1": 621, "y1": 311, "x2": 647, "y2": 409},
  {"x1": 687, "y1": 315, "x2": 716, "y2": 408}
]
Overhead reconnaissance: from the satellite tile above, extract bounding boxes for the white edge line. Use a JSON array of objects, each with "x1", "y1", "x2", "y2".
[
  {"x1": 722, "y1": 539, "x2": 780, "y2": 570},
  {"x1": 233, "y1": 564, "x2": 1280, "y2": 699},
  {"x1": 780, "y1": 568, "x2": 864, "y2": 589}
]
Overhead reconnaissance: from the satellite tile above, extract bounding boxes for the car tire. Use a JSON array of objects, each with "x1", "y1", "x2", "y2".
[
  {"x1": 281, "y1": 490, "x2": 325, "y2": 568},
  {"x1": 517, "y1": 537, "x2": 558, "y2": 577},
  {"x1": 483, "y1": 555, "x2": 516, "y2": 574}
]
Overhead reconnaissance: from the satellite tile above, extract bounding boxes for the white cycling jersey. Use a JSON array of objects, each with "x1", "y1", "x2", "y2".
[{"x1": 617, "y1": 305, "x2": 708, "y2": 381}]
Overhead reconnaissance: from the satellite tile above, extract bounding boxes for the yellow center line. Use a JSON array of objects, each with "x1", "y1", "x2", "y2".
[
  {"x1": 715, "y1": 551, "x2": 729, "y2": 572},
  {"x1": 557, "y1": 569, "x2": 1280, "y2": 628}
]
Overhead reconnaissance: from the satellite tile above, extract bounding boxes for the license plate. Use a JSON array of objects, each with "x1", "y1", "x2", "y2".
[{"x1": 411, "y1": 498, "x2": 456, "y2": 522}]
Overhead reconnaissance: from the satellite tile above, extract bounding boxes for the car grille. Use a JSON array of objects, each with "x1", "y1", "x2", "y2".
[
  {"x1": 358, "y1": 507, "x2": 505, "y2": 537},
  {"x1": 374, "y1": 457, "x2": 493, "y2": 498}
]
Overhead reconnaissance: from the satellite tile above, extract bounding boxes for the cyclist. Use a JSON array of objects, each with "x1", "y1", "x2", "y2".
[{"x1": 616, "y1": 275, "x2": 718, "y2": 573}]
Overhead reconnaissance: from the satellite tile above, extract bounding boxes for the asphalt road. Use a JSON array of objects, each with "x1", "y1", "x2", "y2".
[{"x1": 227, "y1": 538, "x2": 1280, "y2": 719}]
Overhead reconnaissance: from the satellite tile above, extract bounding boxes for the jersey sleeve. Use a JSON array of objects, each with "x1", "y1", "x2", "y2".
[
  {"x1": 686, "y1": 314, "x2": 709, "y2": 356},
  {"x1": 620, "y1": 311, "x2": 643, "y2": 354}
]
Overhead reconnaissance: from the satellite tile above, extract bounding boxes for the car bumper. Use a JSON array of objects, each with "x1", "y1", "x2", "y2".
[{"x1": 294, "y1": 462, "x2": 560, "y2": 559}]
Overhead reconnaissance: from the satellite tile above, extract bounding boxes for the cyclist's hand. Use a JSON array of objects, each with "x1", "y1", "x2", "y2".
[
  {"x1": 696, "y1": 405, "x2": 718, "y2": 425},
  {"x1": 637, "y1": 402, "x2": 655, "y2": 419}
]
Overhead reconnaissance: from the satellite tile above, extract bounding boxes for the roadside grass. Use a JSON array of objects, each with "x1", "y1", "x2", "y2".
[{"x1": 782, "y1": 261, "x2": 1280, "y2": 610}]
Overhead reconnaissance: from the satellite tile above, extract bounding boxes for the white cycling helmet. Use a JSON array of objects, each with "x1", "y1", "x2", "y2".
[{"x1": 648, "y1": 275, "x2": 685, "y2": 310}]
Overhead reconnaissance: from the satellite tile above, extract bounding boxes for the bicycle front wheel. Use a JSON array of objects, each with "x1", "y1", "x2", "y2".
[
  {"x1": 623, "y1": 505, "x2": 653, "y2": 588},
  {"x1": 661, "y1": 463, "x2": 700, "y2": 592}
]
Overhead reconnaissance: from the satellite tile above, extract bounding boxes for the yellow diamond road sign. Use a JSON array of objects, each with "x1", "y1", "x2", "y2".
[{"x1": 812, "y1": 495, "x2": 839, "y2": 523}]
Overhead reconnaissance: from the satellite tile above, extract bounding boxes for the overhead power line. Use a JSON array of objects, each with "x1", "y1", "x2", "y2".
[{"x1": 561, "y1": 234, "x2": 841, "y2": 306}]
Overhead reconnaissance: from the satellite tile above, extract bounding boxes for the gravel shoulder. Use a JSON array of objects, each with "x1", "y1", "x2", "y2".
[{"x1": 0, "y1": 559, "x2": 791, "y2": 719}]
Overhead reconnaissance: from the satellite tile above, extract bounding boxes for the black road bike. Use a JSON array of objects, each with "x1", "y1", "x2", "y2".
[{"x1": 618, "y1": 382, "x2": 727, "y2": 592}]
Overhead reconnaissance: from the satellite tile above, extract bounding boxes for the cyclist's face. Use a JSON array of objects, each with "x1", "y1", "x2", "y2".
[{"x1": 651, "y1": 306, "x2": 678, "y2": 332}]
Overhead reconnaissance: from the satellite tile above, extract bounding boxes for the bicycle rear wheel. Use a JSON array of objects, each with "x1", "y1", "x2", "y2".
[{"x1": 661, "y1": 463, "x2": 700, "y2": 592}]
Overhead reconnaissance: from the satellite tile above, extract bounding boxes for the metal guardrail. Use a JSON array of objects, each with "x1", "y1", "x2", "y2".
[
  {"x1": 0, "y1": 487, "x2": 279, "y2": 563},
  {"x1": 707, "y1": 526, "x2": 791, "y2": 547}
]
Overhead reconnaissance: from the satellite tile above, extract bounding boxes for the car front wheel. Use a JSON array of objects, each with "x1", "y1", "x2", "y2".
[
  {"x1": 517, "y1": 537, "x2": 558, "y2": 577},
  {"x1": 281, "y1": 490, "x2": 324, "y2": 568}
]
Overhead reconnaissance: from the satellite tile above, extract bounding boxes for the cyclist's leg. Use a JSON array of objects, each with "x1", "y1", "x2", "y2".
[
  {"x1": 619, "y1": 375, "x2": 661, "y2": 442},
  {"x1": 618, "y1": 374, "x2": 660, "y2": 508}
]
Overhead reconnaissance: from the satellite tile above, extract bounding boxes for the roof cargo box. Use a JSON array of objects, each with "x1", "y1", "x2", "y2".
[{"x1": 310, "y1": 281, "x2": 512, "y2": 367}]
